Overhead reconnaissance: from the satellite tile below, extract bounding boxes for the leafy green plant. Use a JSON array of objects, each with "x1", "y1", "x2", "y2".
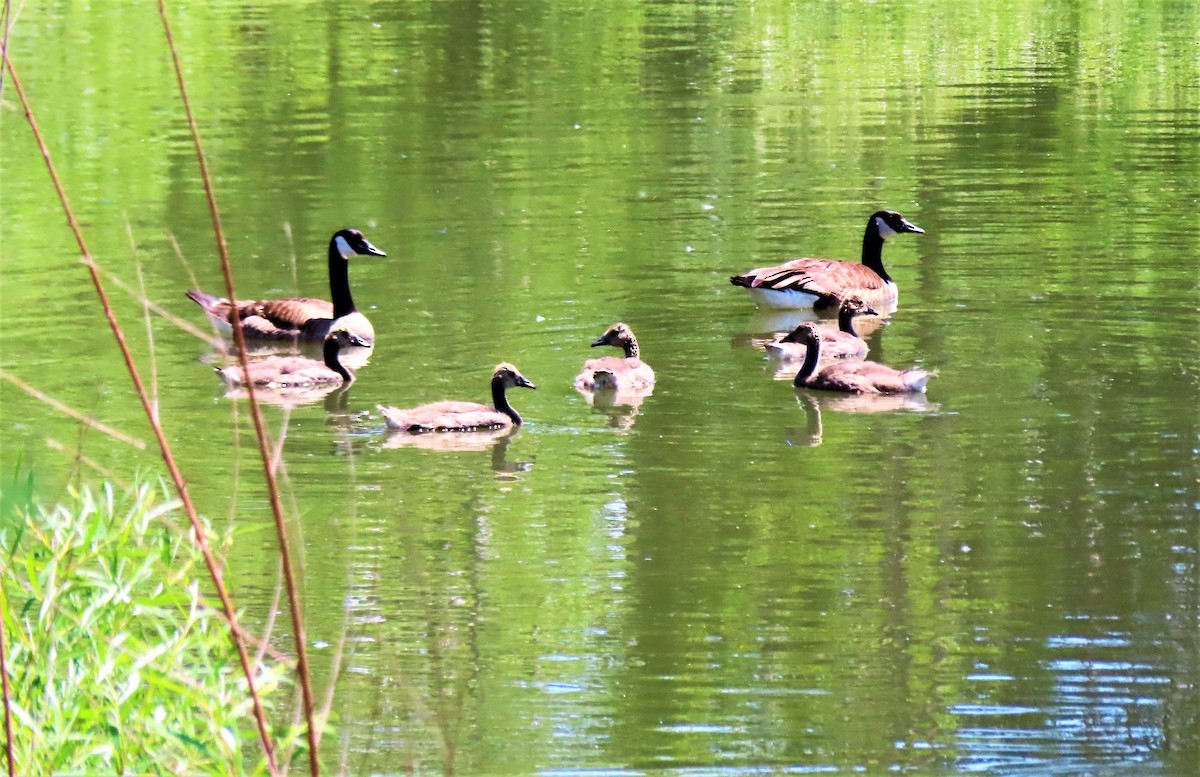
[{"x1": 0, "y1": 479, "x2": 299, "y2": 775}]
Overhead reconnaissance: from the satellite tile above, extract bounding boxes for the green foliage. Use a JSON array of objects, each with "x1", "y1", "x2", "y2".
[{"x1": 0, "y1": 480, "x2": 296, "y2": 775}]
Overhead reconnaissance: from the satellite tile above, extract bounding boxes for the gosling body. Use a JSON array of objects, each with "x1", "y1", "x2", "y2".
[
  {"x1": 764, "y1": 297, "x2": 876, "y2": 360},
  {"x1": 379, "y1": 363, "x2": 536, "y2": 433},
  {"x1": 574, "y1": 322, "x2": 655, "y2": 392},
  {"x1": 790, "y1": 323, "x2": 933, "y2": 394},
  {"x1": 217, "y1": 327, "x2": 370, "y2": 389}
]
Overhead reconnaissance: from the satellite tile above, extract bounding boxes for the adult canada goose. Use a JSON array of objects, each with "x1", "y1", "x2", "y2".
[
  {"x1": 216, "y1": 326, "x2": 371, "y2": 388},
  {"x1": 730, "y1": 210, "x2": 924, "y2": 312},
  {"x1": 790, "y1": 323, "x2": 934, "y2": 394},
  {"x1": 187, "y1": 227, "x2": 386, "y2": 343},
  {"x1": 378, "y1": 363, "x2": 536, "y2": 433},
  {"x1": 573, "y1": 322, "x2": 656, "y2": 391},
  {"x1": 764, "y1": 296, "x2": 877, "y2": 360}
]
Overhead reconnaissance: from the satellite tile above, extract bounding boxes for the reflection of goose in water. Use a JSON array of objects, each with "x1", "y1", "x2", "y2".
[
  {"x1": 790, "y1": 323, "x2": 934, "y2": 394},
  {"x1": 730, "y1": 210, "x2": 924, "y2": 313},
  {"x1": 381, "y1": 427, "x2": 533, "y2": 477},
  {"x1": 575, "y1": 384, "x2": 654, "y2": 432},
  {"x1": 795, "y1": 388, "x2": 937, "y2": 415},
  {"x1": 187, "y1": 228, "x2": 386, "y2": 343},
  {"x1": 378, "y1": 363, "x2": 536, "y2": 433}
]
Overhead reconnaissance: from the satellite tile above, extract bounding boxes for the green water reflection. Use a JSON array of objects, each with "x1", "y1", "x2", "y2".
[{"x1": 2, "y1": 1, "x2": 1197, "y2": 774}]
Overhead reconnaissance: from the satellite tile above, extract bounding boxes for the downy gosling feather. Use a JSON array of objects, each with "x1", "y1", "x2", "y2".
[
  {"x1": 574, "y1": 322, "x2": 656, "y2": 391},
  {"x1": 379, "y1": 363, "x2": 537, "y2": 433}
]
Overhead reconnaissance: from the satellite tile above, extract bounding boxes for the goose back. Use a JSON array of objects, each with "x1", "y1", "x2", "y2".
[
  {"x1": 731, "y1": 210, "x2": 923, "y2": 311},
  {"x1": 187, "y1": 228, "x2": 384, "y2": 342}
]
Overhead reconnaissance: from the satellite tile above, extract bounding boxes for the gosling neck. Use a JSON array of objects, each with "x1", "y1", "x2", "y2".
[
  {"x1": 328, "y1": 238, "x2": 356, "y2": 319},
  {"x1": 323, "y1": 340, "x2": 354, "y2": 383},
  {"x1": 860, "y1": 220, "x2": 892, "y2": 284},
  {"x1": 620, "y1": 336, "x2": 639, "y2": 359},
  {"x1": 491, "y1": 377, "x2": 522, "y2": 426},
  {"x1": 792, "y1": 336, "x2": 822, "y2": 388}
]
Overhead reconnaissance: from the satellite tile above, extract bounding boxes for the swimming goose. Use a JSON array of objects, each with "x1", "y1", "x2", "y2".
[
  {"x1": 378, "y1": 363, "x2": 536, "y2": 433},
  {"x1": 731, "y1": 210, "x2": 924, "y2": 312},
  {"x1": 790, "y1": 323, "x2": 933, "y2": 394},
  {"x1": 216, "y1": 326, "x2": 370, "y2": 388},
  {"x1": 573, "y1": 322, "x2": 656, "y2": 391},
  {"x1": 187, "y1": 227, "x2": 386, "y2": 343},
  {"x1": 764, "y1": 297, "x2": 877, "y2": 360}
]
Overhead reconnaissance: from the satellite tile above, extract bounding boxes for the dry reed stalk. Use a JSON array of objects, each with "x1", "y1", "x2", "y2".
[
  {"x1": 0, "y1": 591, "x2": 16, "y2": 777},
  {"x1": 157, "y1": 3, "x2": 322, "y2": 773},
  {"x1": 0, "y1": 370, "x2": 146, "y2": 450},
  {"x1": 1, "y1": 50, "x2": 279, "y2": 775}
]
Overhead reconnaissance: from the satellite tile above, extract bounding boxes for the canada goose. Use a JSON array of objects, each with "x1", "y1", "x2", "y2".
[
  {"x1": 730, "y1": 210, "x2": 924, "y2": 312},
  {"x1": 378, "y1": 363, "x2": 536, "y2": 433},
  {"x1": 790, "y1": 323, "x2": 933, "y2": 394},
  {"x1": 764, "y1": 297, "x2": 877, "y2": 360},
  {"x1": 216, "y1": 327, "x2": 370, "y2": 389},
  {"x1": 187, "y1": 227, "x2": 386, "y2": 343},
  {"x1": 573, "y1": 322, "x2": 656, "y2": 391}
]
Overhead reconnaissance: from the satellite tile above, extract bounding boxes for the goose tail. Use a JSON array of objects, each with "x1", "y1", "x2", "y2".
[{"x1": 186, "y1": 289, "x2": 226, "y2": 309}]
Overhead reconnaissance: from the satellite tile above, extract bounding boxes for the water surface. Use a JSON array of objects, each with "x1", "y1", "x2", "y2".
[{"x1": 2, "y1": 1, "x2": 1197, "y2": 774}]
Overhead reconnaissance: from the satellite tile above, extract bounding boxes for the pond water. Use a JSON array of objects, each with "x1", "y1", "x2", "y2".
[{"x1": 2, "y1": 1, "x2": 1198, "y2": 774}]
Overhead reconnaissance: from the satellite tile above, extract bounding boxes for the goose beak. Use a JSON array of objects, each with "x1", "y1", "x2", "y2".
[
  {"x1": 347, "y1": 333, "x2": 373, "y2": 348},
  {"x1": 899, "y1": 217, "x2": 924, "y2": 235},
  {"x1": 360, "y1": 238, "x2": 387, "y2": 257},
  {"x1": 590, "y1": 335, "x2": 609, "y2": 348},
  {"x1": 518, "y1": 376, "x2": 537, "y2": 390},
  {"x1": 864, "y1": 306, "x2": 880, "y2": 316}
]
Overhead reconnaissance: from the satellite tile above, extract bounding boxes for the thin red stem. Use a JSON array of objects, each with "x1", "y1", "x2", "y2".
[
  {"x1": 1, "y1": 49, "x2": 279, "y2": 775},
  {"x1": 157, "y1": 3, "x2": 321, "y2": 773}
]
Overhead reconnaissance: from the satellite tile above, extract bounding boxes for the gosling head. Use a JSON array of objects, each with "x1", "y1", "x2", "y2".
[
  {"x1": 841, "y1": 296, "x2": 878, "y2": 317},
  {"x1": 591, "y1": 322, "x2": 635, "y2": 349},
  {"x1": 332, "y1": 227, "x2": 387, "y2": 260},
  {"x1": 780, "y1": 320, "x2": 825, "y2": 345},
  {"x1": 492, "y1": 362, "x2": 537, "y2": 391},
  {"x1": 872, "y1": 210, "x2": 924, "y2": 240},
  {"x1": 794, "y1": 321, "x2": 821, "y2": 346},
  {"x1": 326, "y1": 326, "x2": 372, "y2": 349}
]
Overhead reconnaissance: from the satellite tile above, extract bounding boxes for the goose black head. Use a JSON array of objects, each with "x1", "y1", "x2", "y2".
[
  {"x1": 333, "y1": 228, "x2": 387, "y2": 260},
  {"x1": 872, "y1": 210, "x2": 924, "y2": 240}
]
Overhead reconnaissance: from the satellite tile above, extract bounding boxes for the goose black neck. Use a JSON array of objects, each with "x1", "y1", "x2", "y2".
[
  {"x1": 492, "y1": 377, "x2": 522, "y2": 426},
  {"x1": 792, "y1": 336, "x2": 821, "y2": 388},
  {"x1": 622, "y1": 337, "x2": 639, "y2": 359},
  {"x1": 328, "y1": 238, "x2": 356, "y2": 319},
  {"x1": 860, "y1": 220, "x2": 891, "y2": 283},
  {"x1": 837, "y1": 305, "x2": 861, "y2": 337},
  {"x1": 323, "y1": 339, "x2": 353, "y2": 383}
]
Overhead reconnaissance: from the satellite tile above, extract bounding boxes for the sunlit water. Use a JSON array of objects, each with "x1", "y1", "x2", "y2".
[{"x1": 2, "y1": 1, "x2": 1197, "y2": 774}]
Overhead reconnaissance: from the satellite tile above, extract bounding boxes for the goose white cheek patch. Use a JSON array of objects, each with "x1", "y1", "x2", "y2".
[
  {"x1": 335, "y1": 235, "x2": 356, "y2": 259},
  {"x1": 876, "y1": 217, "x2": 898, "y2": 239}
]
